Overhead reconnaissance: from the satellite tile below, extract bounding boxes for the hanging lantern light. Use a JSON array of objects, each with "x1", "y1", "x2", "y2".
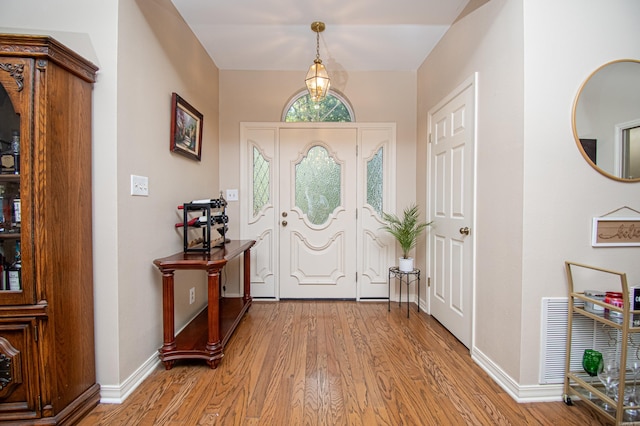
[{"x1": 305, "y1": 21, "x2": 331, "y2": 102}]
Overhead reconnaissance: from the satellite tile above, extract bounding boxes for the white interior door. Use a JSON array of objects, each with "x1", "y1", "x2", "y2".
[
  {"x1": 279, "y1": 128, "x2": 357, "y2": 299},
  {"x1": 428, "y1": 75, "x2": 476, "y2": 348}
]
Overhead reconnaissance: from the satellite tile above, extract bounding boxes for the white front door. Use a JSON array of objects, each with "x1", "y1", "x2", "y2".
[
  {"x1": 279, "y1": 128, "x2": 357, "y2": 299},
  {"x1": 241, "y1": 123, "x2": 396, "y2": 300},
  {"x1": 428, "y1": 75, "x2": 476, "y2": 348}
]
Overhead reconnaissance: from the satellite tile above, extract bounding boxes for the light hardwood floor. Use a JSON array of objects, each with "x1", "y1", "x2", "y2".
[{"x1": 79, "y1": 301, "x2": 608, "y2": 425}]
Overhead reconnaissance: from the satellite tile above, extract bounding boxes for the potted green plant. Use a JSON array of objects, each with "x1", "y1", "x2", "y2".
[{"x1": 381, "y1": 203, "x2": 431, "y2": 272}]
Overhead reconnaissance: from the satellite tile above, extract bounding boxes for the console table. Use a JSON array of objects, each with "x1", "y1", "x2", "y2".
[{"x1": 153, "y1": 240, "x2": 255, "y2": 369}]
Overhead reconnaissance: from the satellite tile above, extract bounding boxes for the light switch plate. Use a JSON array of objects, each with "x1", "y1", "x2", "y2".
[
  {"x1": 131, "y1": 175, "x2": 149, "y2": 196},
  {"x1": 226, "y1": 189, "x2": 238, "y2": 201}
]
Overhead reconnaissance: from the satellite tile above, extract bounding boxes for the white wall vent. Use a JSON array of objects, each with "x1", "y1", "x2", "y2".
[{"x1": 540, "y1": 297, "x2": 614, "y2": 384}]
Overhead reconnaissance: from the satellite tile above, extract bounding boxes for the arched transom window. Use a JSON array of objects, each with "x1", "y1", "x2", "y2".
[{"x1": 283, "y1": 90, "x2": 354, "y2": 122}]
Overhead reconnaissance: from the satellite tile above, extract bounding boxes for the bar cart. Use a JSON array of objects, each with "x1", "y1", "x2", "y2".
[{"x1": 563, "y1": 261, "x2": 640, "y2": 425}]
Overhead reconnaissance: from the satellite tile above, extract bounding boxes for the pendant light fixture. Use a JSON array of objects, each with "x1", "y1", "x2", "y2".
[{"x1": 305, "y1": 21, "x2": 331, "y2": 102}]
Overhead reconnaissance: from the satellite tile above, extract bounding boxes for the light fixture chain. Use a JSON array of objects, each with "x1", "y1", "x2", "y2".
[{"x1": 305, "y1": 21, "x2": 330, "y2": 102}]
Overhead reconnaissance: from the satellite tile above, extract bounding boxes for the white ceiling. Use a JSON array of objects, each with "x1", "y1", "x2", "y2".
[{"x1": 170, "y1": 0, "x2": 479, "y2": 72}]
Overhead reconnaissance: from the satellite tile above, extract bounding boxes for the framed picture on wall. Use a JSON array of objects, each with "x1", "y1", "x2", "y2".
[
  {"x1": 170, "y1": 92, "x2": 203, "y2": 161},
  {"x1": 592, "y1": 217, "x2": 640, "y2": 247}
]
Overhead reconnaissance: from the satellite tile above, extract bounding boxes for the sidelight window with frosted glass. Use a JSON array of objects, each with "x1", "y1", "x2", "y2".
[
  {"x1": 252, "y1": 147, "x2": 270, "y2": 216},
  {"x1": 367, "y1": 147, "x2": 384, "y2": 216}
]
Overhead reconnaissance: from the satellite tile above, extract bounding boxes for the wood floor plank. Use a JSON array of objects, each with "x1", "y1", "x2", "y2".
[
  {"x1": 79, "y1": 301, "x2": 612, "y2": 425},
  {"x1": 286, "y1": 302, "x2": 309, "y2": 425},
  {"x1": 243, "y1": 303, "x2": 283, "y2": 418},
  {"x1": 343, "y1": 303, "x2": 396, "y2": 423},
  {"x1": 303, "y1": 301, "x2": 320, "y2": 426},
  {"x1": 335, "y1": 303, "x2": 383, "y2": 426},
  {"x1": 251, "y1": 302, "x2": 297, "y2": 424}
]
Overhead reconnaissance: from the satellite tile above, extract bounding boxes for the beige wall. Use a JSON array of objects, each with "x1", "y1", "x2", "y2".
[{"x1": 116, "y1": 0, "x2": 220, "y2": 385}]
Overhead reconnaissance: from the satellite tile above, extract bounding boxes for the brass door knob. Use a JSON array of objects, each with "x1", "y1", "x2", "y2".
[
  {"x1": 459, "y1": 227, "x2": 470, "y2": 235},
  {"x1": 282, "y1": 220, "x2": 288, "y2": 227}
]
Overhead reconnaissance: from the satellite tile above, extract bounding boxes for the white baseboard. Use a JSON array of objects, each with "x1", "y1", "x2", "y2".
[
  {"x1": 98, "y1": 352, "x2": 160, "y2": 404},
  {"x1": 471, "y1": 346, "x2": 564, "y2": 402},
  {"x1": 98, "y1": 308, "x2": 208, "y2": 403}
]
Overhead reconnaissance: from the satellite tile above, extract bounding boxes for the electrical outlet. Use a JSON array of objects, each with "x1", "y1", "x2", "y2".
[
  {"x1": 131, "y1": 175, "x2": 149, "y2": 196},
  {"x1": 226, "y1": 189, "x2": 238, "y2": 201},
  {"x1": 189, "y1": 287, "x2": 195, "y2": 304}
]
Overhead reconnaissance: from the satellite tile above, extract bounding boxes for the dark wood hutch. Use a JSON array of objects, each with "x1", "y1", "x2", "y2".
[{"x1": 0, "y1": 34, "x2": 99, "y2": 424}]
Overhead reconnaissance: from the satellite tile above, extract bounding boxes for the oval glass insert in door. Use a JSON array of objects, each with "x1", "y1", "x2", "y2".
[{"x1": 294, "y1": 145, "x2": 341, "y2": 226}]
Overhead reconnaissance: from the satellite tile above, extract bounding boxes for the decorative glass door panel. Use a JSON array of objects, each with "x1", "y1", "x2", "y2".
[
  {"x1": 366, "y1": 147, "x2": 383, "y2": 215},
  {"x1": 294, "y1": 145, "x2": 341, "y2": 226},
  {"x1": 252, "y1": 146, "x2": 270, "y2": 216}
]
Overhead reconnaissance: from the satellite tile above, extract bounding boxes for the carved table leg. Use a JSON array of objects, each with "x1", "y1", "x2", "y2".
[
  {"x1": 205, "y1": 268, "x2": 222, "y2": 368},
  {"x1": 243, "y1": 248, "x2": 252, "y2": 306},
  {"x1": 160, "y1": 269, "x2": 176, "y2": 370}
]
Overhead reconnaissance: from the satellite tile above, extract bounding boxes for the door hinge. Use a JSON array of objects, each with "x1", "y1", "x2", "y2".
[
  {"x1": 356, "y1": 145, "x2": 358, "y2": 156},
  {"x1": 428, "y1": 134, "x2": 432, "y2": 143},
  {"x1": 428, "y1": 277, "x2": 431, "y2": 287},
  {"x1": 34, "y1": 324, "x2": 38, "y2": 342},
  {"x1": 38, "y1": 395, "x2": 42, "y2": 411},
  {"x1": 356, "y1": 209, "x2": 358, "y2": 220},
  {"x1": 355, "y1": 272, "x2": 358, "y2": 282}
]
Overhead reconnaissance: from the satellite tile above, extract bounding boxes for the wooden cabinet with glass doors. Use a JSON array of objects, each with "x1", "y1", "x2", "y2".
[
  {"x1": 563, "y1": 261, "x2": 640, "y2": 425},
  {"x1": 0, "y1": 34, "x2": 99, "y2": 424}
]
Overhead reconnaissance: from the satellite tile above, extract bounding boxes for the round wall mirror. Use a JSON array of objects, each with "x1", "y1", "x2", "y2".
[{"x1": 572, "y1": 59, "x2": 640, "y2": 182}]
